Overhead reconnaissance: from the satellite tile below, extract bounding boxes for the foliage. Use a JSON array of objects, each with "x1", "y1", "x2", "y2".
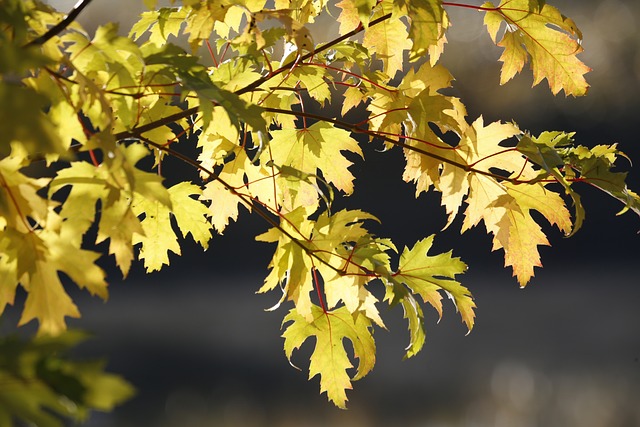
[
  {"x1": 0, "y1": 331, "x2": 134, "y2": 427},
  {"x1": 0, "y1": 0, "x2": 638, "y2": 415}
]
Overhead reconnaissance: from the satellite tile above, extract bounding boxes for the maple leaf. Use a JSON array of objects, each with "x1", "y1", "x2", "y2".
[
  {"x1": 311, "y1": 210, "x2": 388, "y2": 318},
  {"x1": 456, "y1": 117, "x2": 523, "y2": 172},
  {"x1": 19, "y1": 260, "x2": 81, "y2": 336},
  {"x1": 394, "y1": 0, "x2": 447, "y2": 61},
  {"x1": 516, "y1": 131, "x2": 585, "y2": 234},
  {"x1": 183, "y1": 1, "x2": 230, "y2": 50},
  {"x1": 45, "y1": 230, "x2": 108, "y2": 300},
  {"x1": 0, "y1": 332, "x2": 135, "y2": 425},
  {"x1": 7, "y1": 226, "x2": 107, "y2": 336},
  {"x1": 267, "y1": 122, "x2": 363, "y2": 209},
  {"x1": 0, "y1": 154, "x2": 51, "y2": 234},
  {"x1": 282, "y1": 305, "x2": 376, "y2": 409},
  {"x1": 97, "y1": 198, "x2": 144, "y2": 277},
  {"x1": 200, "y1": 148, "x2": 254, "y2": 234},
  {"x1": 384, "y1": 280, "x2": 425, "y2": 358},
  {"x1": 497, "y1": 183, "x2": 571, "y2": 285},
  {"x1": 401, "y1": 88, "x2": 467, "y2": 199},
  {"x1": 200, "y1": 181, "x2": 241, "y2": 235},
  {"x1": 290, "y1": 65, "x2": 331, "y2": 106},
  {"x1": 336, "y1": 0, "x2": 370, "y2": 34},
  {"x1": 257, "y1": 208, "x2": 387, "y2": 323},
  {"x1": 518, "y1": 132, "x2": 640, "y2": 229},
  {"x1": 453, "y1": 119, "x2": 573, "y2": 286},
  {"x1": 452, "y1": 119, "x2": 519, "y2": 229},
  {"x1": 497, "y1": 205, "x2": 544, "y2": 285},
  {"x1": 133, "y1": 182, "x2": 211, "y2": 272},
  {"x1": 365, "y1": 63, "x2": 462, "y2": 197},
  {"x1": 130, "y1": 8, "x2": 188, "y2": 45},
  {"x1": 49, "y1": 145, "x2": 170, "y2": 276},
  {"x1": 483, "y1": 0, "x2": 591, "y2": 96},
  {"x1": 341, "y1": 86, "x2": 365, "y2": 116},
  {"x1": 363, "y1": 1, "x2": 412, "y2": 77},
  {"x1": 144, "y1": 43, "x2": 267, "y2": 133},
  {"x1": 389, "y1": 236, "x2": 473, "y2": 356},
  {"x1": 169, "y1": 182, "x2": 212, "y2": 248},
  {"x1": 48, "y1": 161, "x2": 108, "y2": 246},
  {"x1": 256, "y1": 207, "x2": 316, "y2": 320},
  {"x1": 449, "y1": 116, "x2": 525, "y2": 226},
  {"x1": 571, "y1": 148, "x2": 640, "y2": 218}
]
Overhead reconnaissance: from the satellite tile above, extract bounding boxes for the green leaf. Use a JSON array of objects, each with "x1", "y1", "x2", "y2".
[
  {"x1": 0, "y1": 332, "x2": 134, "y2": 426},
  {"x1": 567, "y1": 144, "x2": 640, "y2": 218},
  {"x1": 517, "y1": 132, "x2": 585, "y2": 234},
  {"x1": 393, "y1": 235, "x2": 474, "y2": 337}
]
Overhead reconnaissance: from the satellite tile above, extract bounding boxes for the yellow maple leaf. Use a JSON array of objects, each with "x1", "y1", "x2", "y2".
[
  {"x1": 267, "y1": 122, "x2": 363, "y2": 205},
  {"x1": 393, "y1": 235, "x2": 473, "y2": 332},
  {"x1": 133, "y1": 182, "x2": 212, "y2": 272},
  {"x1": 132, "y1": 197, "x2": 181, "y2": 272},
  {"x1": 97, "y1": 198, "x2": 143, "y2": 277},
  {"x1": 311, "y1": 210, "x2": 384, "y2": 317},
  {"x1": 19, "y1": 260, "x2": 81, "y2": 336},
  {"x1": 462, "y1": 173, "x2": 505, "y2": 233},
  {"x1": 363, "y1": 2, "x2": 412, "y2": 77},
  {"x1": 483, "y1": 0, "x2": 590, "y2": 96},
  {"x1": 456, "y1": 116, "x2": 523, "y2": 171},
  {"x1": 45, "y1": 231, "x2": 108, "y2": 300},
  {"x1": 201, "y1": 179, "x2": 246, "y2": 234},
  {"x1": 336, "y1": 0, "x2": 366, "y2": 34},
  {"x1": 498, "y1": 182, "x2": 572, "y2": 285},
  {"x1": 169, "y1": 182, "x2": 212, "y2": 248},
  {"x1": 200, "y1": 149, "x2": 253, "y2": 234},
  {"x1": 0, "y1": 155, "x2": 51, "y2": 234},
  {"x1": 465, "y1": 178, "x2": 571, "y2": 286},
  {"x1": 257, "y1": 208, "x2": 387, "y2": 323},
  {"x1": 282, "y1": 305, "x2": 376, "y2": 409},
  {"x1": 184, "y1": 1, "x2": 231, "y2": 50},
  {"x1": 438, "y1": 117, "x2": 521, "y2": 225},
  {"x1": 395, "y1": 62, "x2": 469, "y2": 198},
  {"x1": 395, "y1": 0, "x2": 448, "y2": 62},
  {"x1": 256, "y1": 208, "x2": 316, "y2": 320}
]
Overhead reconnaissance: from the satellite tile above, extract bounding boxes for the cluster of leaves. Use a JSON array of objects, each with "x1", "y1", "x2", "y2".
[
  {"x1": 1, "y1": 0, "x2": 638, "y2": 412},
  {"x1": 0, "y1": 331, "x2": 134, "y2": 427}
]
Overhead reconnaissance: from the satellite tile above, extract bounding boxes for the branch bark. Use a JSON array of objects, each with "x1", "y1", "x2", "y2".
[{"x1": 26, "y1": 0, "x2": 94, "y2": 47}]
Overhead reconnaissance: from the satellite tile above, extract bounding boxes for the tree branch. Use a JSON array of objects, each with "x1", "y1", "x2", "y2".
[{"x1": 26, "y1": 0, "x2": 94, "y2": 47}]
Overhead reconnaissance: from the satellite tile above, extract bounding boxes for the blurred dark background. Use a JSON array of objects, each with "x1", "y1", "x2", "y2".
[{"x1": 14, "y1": 0, "x2": 640, "y2": 425}]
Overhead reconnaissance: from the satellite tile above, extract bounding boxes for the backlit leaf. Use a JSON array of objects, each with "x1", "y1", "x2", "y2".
[
  {"x1": 282, "y1": 305, "x2": 375, "y2": 409},
  {"x1": 483, "y1": 0, "x2": 590, "y2": 96}
]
